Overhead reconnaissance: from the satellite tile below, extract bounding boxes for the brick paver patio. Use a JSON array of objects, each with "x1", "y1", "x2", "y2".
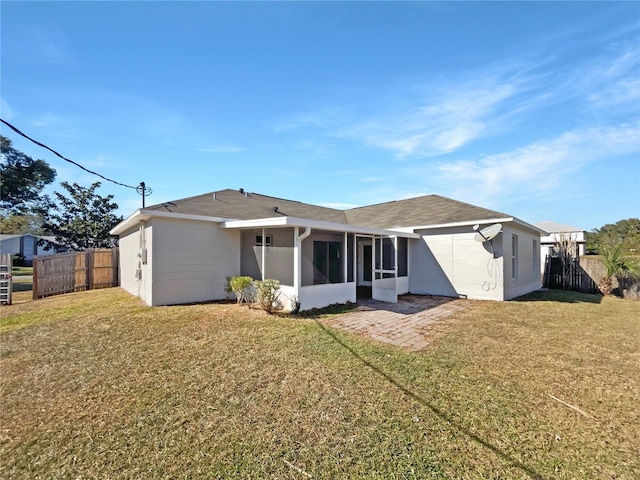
[{"x1": 322, "y1": 295, "x2": 472, "y2": 351}]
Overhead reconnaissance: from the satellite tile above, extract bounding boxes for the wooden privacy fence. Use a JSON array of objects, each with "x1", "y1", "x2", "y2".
[
  {"x1": 33, "y1": 248, "x2": 119, "y2": 300},
  {"x1": 543, "y1": 255, "x2": 599, "y2": 294}
]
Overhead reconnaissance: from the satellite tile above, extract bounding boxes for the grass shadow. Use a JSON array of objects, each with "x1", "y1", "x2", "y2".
[
  {"x1": 515, "y1": 289, "x2": 602, "y2": 304},
  {"x1": 315, "y1": 320, "x2": 545, "y2": 480},
  {"x1": 287, "y1": 302, "x2": 359, "y2": 319},
  {"x1": 12, "y1": 282, "x2": 33, "y2": 292}
]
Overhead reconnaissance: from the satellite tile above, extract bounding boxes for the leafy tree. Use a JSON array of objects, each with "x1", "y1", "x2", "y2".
[
  {"x1": 0, "y1": 135, "x2": 56, "y2": 214},
  {"x1": 42, "y1": 181, "x2": 123, "y2": 250},
  {"x1": 587, "y1": 218, "x2": 640, "y2": 255},
  {"x1": 0, "y1": 213, "x2": 45, "y2": 235},
  {"x1": 586, "y1": 218, "x2": 640, "y2": 255}
]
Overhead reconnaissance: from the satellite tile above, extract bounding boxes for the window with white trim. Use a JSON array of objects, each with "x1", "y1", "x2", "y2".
[{"x1": 256, "y1": 235, "x2": 272, "y2": 247}]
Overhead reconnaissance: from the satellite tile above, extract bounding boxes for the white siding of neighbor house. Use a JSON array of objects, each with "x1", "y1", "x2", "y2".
[
  {"x1": 150, "y1": 217, "x2": 240, "y2": 306},
  {"x1": 0, "y1": 235, "x2": 63, "y2": 264},
  {"x1": 502, "y1": 224, "x2": 542, "y2": 300},
  {"x1": 539, "y1": 230, "x2": 586, "y2": 272},
  {"x1": 0, "y1": 237, "x2": 21, "y2": 257}
]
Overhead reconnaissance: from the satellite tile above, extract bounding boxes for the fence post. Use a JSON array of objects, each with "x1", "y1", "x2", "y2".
[
  {"x1": 86, "y1": 250, "x2": 94, "y2": 291},
  {"x1": 112, "y1": 247, "x2": 119, "y2": 287},
  {"x1": 32, "y1": 256, "x2": 39, "y2": 300}
]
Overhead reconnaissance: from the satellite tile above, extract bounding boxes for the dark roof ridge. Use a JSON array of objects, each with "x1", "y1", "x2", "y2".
[
  {"x1": 421, "y1": 193, "x2": 510, "y2": 218},
  {"x1": 346, "y1": 194, "x2": 438, "y2": 211},
  {"x1": 146, "y1": 188, "x2": 344, "y2": 212}
]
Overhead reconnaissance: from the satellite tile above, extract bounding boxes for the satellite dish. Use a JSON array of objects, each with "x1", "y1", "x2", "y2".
[
  {"x1": 473, "y1": 223, "x2": 502, "y2": 258},
  {"x1": 474, "y1": 223, "x2": 502, "y2": 243}
]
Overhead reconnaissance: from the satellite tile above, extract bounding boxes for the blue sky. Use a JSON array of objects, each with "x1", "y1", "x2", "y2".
[{"x1": 1, "y1": 1, "x2": 639, "y2": 231}]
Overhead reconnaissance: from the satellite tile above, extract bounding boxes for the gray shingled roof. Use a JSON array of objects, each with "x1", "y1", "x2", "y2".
[
  {"x1": 346, "y1": 194, "x2": 509, "y2": 228},
  {"x1": 145, "y1": 189, "x2": 349, "y2": 224},
  {"x1": 145, "y1": 189, "x2": 510, "y2": 229}
]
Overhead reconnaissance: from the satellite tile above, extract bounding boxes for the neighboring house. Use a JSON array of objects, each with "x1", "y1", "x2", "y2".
[
  {"x1": 534, "y1": 221, "x2": 586, "y2": 272},
  {"x1": 0, "y1": 234, "x2": 67, "y2": 265},
  {"x1": 110, "y1": 189, "x2": 546, "y2": 310}
]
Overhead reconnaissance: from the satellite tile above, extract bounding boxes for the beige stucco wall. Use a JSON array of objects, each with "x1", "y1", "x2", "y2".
[
  {"x1": 410, "y1": 226, "x2": 505, "y2": 300},
  {"x1": 150, "y1": 217, "x2": 240, "y2": 306},
  {"x1": 118, "y1": 217, "x2": 241, "y2": 306},
  {"x1": 409, "y1": 223, "x2": 541, "y2": 301},
  {"x1": 502, "y1": 224, "x2": 543, "y2": 300},
  {"x1": 240, "y1": 228, "x2": 295, "y2": 285},
  {"x1": 117, "y1": 223, "x2": 153, "y2": 305}
]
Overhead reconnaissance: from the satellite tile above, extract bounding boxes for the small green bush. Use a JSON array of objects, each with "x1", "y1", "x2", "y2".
[
  {"x1": 228, "y1": 276, "x2": 254, "y2": 304},
  {"x1": 254, "y1": 279, "x2": 281, "y2": 313}
]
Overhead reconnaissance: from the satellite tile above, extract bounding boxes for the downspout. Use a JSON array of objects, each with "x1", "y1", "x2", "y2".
[
  {"x1": 294, "y1": 226, "x2": 311, "y2": 306},
  {"x1": 298, "y1": 226, "x2": 312, "y2": 242}
]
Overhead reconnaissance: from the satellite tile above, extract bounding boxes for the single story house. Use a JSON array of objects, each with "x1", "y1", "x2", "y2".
[
  {"x1": 0, "y1": 234, "x2": 67, "y2": 266},
  {"x1": 534, "y1": 221, "x2": 586, "y2": 272},
  {"x1": 110, "y1": 188, "x2": 546, "y2": 310}
]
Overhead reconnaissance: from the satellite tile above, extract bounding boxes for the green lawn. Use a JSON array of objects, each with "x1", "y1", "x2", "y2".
[
  {"x1": 1, "y1": 288, "x2": 638, "y2": 479},
  {"x1": 10, "y1": 266, "x2": 33, "y2": 276}
]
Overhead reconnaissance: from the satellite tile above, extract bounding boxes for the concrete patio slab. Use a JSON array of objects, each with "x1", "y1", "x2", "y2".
[{"x1": 322, "y1": 295, "x2": 473, "y2": 351}]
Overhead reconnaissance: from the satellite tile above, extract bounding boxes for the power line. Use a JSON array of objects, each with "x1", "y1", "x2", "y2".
[{"x1": 1, "y1": 118, "x2": 139, "y2": 190}]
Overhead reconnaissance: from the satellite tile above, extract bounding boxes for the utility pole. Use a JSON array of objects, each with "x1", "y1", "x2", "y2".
[{"x1": 136, "y1": 181, "x2": 152, "y2": 208}]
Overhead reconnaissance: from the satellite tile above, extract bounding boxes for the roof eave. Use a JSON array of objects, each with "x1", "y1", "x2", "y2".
[
  {"x1": 402, "y1": 217, "x2": 548, "y2": 235},
  {"x1": 109, "y1": 209, "x2": 233, "y2": 236},
  {"x1": 222, "y1": 216, "x2": 421, "y2": 238}
]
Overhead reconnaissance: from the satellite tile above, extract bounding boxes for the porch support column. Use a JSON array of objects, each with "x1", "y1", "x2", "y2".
[
  {"x1": 393, "y1": 235, "x2": 398, "y2": 297},
  {"x1": 343, "y1": 232, "x2": 348, "y2": 284},
  {"x1": 353, "y1": 234, "x2": 357, "y2": 282},
  {"x1": 261, "y1": 228, "x2": 265, "y2": 281},
  {"x1": 294, "y1": 227, "x2": 300, "y2": 297}
]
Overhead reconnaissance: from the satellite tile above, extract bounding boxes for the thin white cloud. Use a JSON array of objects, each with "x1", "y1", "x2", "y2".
[
  {"x1": 537, "y1": 40, "x2": 640, "y2": 116},
  {"x1": 196, "y1": 145, "x2": 244, "y2": 154},
  {"x1": 274, "y1": 28, "x2": 639, "y2": 162},
  {"x1": 275, "y1": 58, "x2": 549, "y2": 160},
  {"x1": 31, "y1": 112, "x2": 65, "y2": 128},
  {"x1": 343, "y1": 77, "x2": 534, "y2": 159},
  {"x1": 273, "y1": 107, "x2": 353, "y2": 132},
  {"x1": 28, "y1": 112, "x2": 79, "y2": 139},
  {"x1": 435, "y1": 122, "x2": 640, "y2": 207},
  {"x1": 273, "y1": 113, "x2": 326, "y2": 132},
  {"x1": 1, "y1": 98, "x2": 15, "y2": 120},
  {"x1": 589, "y1": 78, "x2": 640, "y2": 107}
]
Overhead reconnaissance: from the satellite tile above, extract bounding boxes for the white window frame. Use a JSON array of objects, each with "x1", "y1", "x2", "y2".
[{"x1": 256, "y1": 234, "x2": 272, "y2": 247}]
